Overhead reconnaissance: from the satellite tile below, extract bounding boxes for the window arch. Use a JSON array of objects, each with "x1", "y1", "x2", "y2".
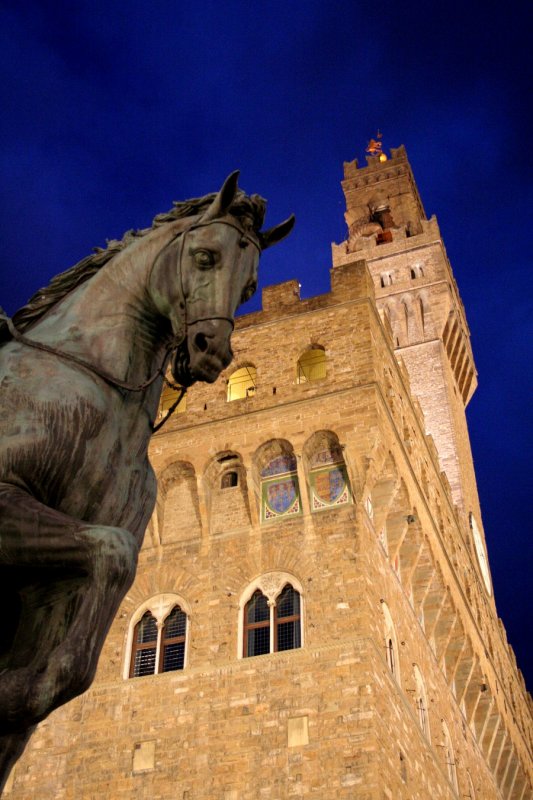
[
  {"x1": 466, "y1": 772, "x2": 476, "y2": 799},
  {"x1": 125, "y1": 594, "x2": 190, "y2": 679},
  {"x1": 221, "y1": 470, "x2": 238, "y2": 489},
  {"x1": 296, "y1": 347, "x2": 326, "y2": 384},
  {"x1": 304, "y1": 431, "x2": 352, "y2": 512},
  {"x1": 257, "y1": 442, "x2": 301, "y2": 523},
  {"x1": 157, "y1": 382, "x2": 186, "y2": 420},
  {"x1": 227, "y1": 365, "x2": 257, "y2": 401},
  {"x1": 239, "y1": 573, "x2": 303, "y2": 658},
  {"x1": 441, "y1": 720, "x2": 458, "y2": 792},
  {"x1": 413, "y1": 664, "x2": 430, "y2": 741},
  {"x1": 381, "y1": 601, "x2": 400, "y2": 683}
]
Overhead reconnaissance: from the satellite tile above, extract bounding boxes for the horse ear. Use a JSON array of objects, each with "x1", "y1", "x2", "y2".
[
  {"x1": 259, "y1": 214, "x2": 296, "y2": 250},
  {"x1": 201, "y1": 171, "x2": 240, "y2": 222}
]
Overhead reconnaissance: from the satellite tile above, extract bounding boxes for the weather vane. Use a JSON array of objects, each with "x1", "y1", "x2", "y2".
[{"x1": 366, "y1": 131, "x2": 387, "y2": 161}]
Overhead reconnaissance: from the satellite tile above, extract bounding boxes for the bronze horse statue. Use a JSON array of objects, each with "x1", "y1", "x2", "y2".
[{"x1": 0, "y1": 171, "x2": 294, "y2": 789}]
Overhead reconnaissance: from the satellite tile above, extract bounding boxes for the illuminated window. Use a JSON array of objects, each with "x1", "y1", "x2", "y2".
[
  {"x1": 260, "y1": 452, "x2": 301, "y2": 522},
  {"x1": 158, "y1": 383, "x2": 186, "y2": 419},
  {"x1": 227, "y1": 366, "x2": 257, "y2": 401},
  {"x1": 296, "y1": 347, "x2": 326, "y2": 384},
  {"x1": 243, "y1": 584, "x2": 301, "y2": 657}
]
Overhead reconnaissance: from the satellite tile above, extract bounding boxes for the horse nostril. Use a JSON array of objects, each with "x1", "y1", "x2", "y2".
[{"x1": 194, "y1": 332, "x2": 209, "y2": 353}]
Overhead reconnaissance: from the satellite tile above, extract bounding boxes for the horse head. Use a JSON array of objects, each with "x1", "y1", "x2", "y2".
[{"x1": 149, "y1": 172, "x2": 294, "y2": 387}]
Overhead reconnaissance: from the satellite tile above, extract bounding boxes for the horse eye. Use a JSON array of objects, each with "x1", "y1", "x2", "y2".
[
  {"x1": 241, "y1": 281, "x2": 257, "y2": 303},
  {"x1": 193, "y1": 249, "x2": 215, "y2": 269}
]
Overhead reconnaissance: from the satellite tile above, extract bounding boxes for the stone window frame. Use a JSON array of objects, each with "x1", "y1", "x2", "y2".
[
  {"x1": 295, "y1": 345, "x2": 327, "y2": 385},
  {"x1": 226, "y1": 364, "x2": 257, "y2": 402},
  {"x1": 123, "y1": 593, "x2": 191, "y2": 680},
  {"x1": 221, "y1": 470, "x2": 239, "y2": 489},
  {"x1": 441, "y1": 719, "x2": 459, "y2": 793},
  {"x1": 413, "y1": 663, "x2": 431, "y2": 742},
  {"x1": 381, "y1": 600, "x2": 401, "y2": 684},
  {"x1": 157, "y1": 380, "x2": 187, "y2": 420},
  {"x1": 237, "y1": 572, "x2": 304, "y2": 659}
]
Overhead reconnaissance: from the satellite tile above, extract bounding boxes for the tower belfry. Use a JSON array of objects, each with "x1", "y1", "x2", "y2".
[
  {"x1": 6, "y1": 147, "x2": 532, "y2": 800},
  {"x1": 333, "y1": 144, "x2": 479, "y2": 521}
]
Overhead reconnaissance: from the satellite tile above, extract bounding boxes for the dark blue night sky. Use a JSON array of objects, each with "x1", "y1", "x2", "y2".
[{"x1": 1, "y1": 1, "x2": 531, "y2": 688}]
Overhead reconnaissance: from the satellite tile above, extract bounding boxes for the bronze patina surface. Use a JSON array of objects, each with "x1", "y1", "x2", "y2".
[{"x1": 0, "y1": 171, "x2": 294, "y2": 789}]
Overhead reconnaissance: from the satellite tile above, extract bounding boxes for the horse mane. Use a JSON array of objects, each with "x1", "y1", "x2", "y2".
[{"x1": 5, "y1": 190, "x2": 266, "y2": 337}]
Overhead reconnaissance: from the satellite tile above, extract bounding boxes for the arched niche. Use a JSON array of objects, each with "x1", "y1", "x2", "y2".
[
  {"x1": 302, "y1": 430, "x2": 352, "y2": 512},
  {"x1": 203, "y1": 451, "x2": 251, "y2": 534},
  {"x1": 253, "y1": 440, "x2": 301, "y2": 523},
  {"x1": 227, "y1": 364, "x2": 257, "y2": 401},
  {"x1": 296, "y1": 345, "x2": 326, "y2": 384},
  {"x1": 157, "y1": 460, "x2": 201, "y2": 544}
]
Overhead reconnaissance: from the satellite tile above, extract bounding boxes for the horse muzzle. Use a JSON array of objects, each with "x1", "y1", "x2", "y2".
[{"x1": 181, "y1": 318, "x2": 234, "y2": 384}]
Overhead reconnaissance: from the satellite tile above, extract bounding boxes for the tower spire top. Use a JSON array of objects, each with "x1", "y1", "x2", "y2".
[{"x1": 366, "y1": 130, "x2": 388, "y2": 162}]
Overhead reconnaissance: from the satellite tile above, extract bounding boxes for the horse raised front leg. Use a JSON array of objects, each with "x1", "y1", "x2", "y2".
[{"x1": 0, "y1": 482, "x2": 139, "y2": 789}]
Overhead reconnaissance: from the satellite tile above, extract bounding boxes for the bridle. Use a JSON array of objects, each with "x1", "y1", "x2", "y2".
[{"x1": 1, "y1": 216, "x2": 259, "y2": 432}]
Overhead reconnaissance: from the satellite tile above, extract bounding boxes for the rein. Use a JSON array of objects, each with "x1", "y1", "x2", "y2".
[
  {"x1": 2, "y1": 216, "x2": 254, "y2": 433},
  {"x1": 2, "y1": 312, "x2": 185, "y2": 432}
]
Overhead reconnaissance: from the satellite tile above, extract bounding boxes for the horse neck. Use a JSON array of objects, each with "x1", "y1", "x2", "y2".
[{"x1": 31, "y1": 225, "x2": 180, "y2": 387}]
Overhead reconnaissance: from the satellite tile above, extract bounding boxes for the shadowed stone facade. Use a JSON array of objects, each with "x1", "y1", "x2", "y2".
[{"x1": 5, "y1": 148, "x2": 531, "y2": 799}]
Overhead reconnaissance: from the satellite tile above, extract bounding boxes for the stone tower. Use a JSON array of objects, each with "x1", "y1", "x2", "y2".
[{"x1": 5, "y1": 148, "x2": 532, "y2": 799}]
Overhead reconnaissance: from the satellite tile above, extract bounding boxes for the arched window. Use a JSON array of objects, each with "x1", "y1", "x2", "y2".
[
  {"x1": 244, "y1": 590, "x2": 271, "y2": 657},
  {"x1": 130, "y1": 611, "x2": 158, "y2": 677},
  {"x1": 305, "y1": 434, "x2": 351, "y2": 512},
  {"x1": 240, "y1": 574, "x2": 303, "y2": 658},
  {"x1": 221, "y1": 470, "x2": 238, "y2": 489},
  {"x1": 157, "y1": 382, "x2": 186, "y2": 420},
  {"x1": 160, "y1": 606, "x2": 187, "y2": 672},
  {"x1": 275, "y1": 585, "x2": 301, "y2": 651},
  {"x1": 381, "y1": 602, "x2": 400, "y2": 683},
  {"x1": 414, "y1": 665, "x2": 430, "y2": 741},
  {"x1": 296, "y1": 347, "x2": 326, "y2": 384},
  {"x1": 466, "y1": 772, "x2": 476, "y2": 799},
  {"x1": 227, "y1": 366, "x2": 257, "y2": 401},
  {"x1": 260, "y1": 450, "x2": 301, "y2": 522},
  {"x1": 442, "y1": 720, "x2": 458, "y2": 792},
  {"x1": 126, "y1": 595, "x2": 189, "y2": 679}
]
